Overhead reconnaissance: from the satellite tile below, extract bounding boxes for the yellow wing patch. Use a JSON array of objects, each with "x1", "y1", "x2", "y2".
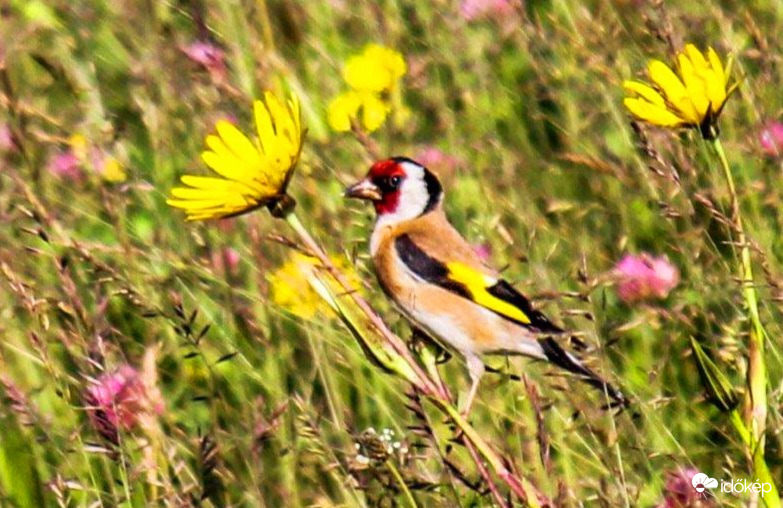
[{"x1": 445, "y1": 262, "x2": 532, "y2": 325}]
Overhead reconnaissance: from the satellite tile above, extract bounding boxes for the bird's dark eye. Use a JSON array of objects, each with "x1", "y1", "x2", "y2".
[{"x1": 374, "y1": 175, "x2": 403, "y2": 192}]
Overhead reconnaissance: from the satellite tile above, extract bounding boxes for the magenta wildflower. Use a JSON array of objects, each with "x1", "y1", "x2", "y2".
[
  {"x1": 656, "y1": 468, "x2": 715, "y2": 508},
  {"x1": 759, "y1": 121, "x2": 783, "y2": 157},
  {"x1": 47, "y1": 151, "x2": 83, "y2": 181},
  {"x1": 615, "y1": 253, "x2": 679, "y2": 302},
  {"x1": 459, "y1": 0, "x2": 514, "y2": 21},
  {"x1": 416, "y1": 147, "x2": 460, "y2": 175},
  {"x1": 182, "y1": 41, "x2": 227, "y2": 79},
  {"x1": 472, "y1": 243, "x2": 492, "y2": 263},
  {"x1": 223, "y1": 247, "x2": 241, "y2": 273},
  {"x1": 84, "y1": 365, "x2": 163, "y2": 444},
  {"x1": 0, "y1": 124, "x2": 15, "y2": 152},
  {"x1": 213, "y1": 247, "x2": 241, "y2": 275}
]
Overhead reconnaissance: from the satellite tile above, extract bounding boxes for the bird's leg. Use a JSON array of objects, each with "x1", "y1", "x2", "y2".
[
  {"x1": 408, "y1": 326, "x2": 430, "y2": 352},
  {"x1": 409, "y1": 327, "x2": 451, "y2": 363},
  {"x1": 461, "y1": 355, "x2": 485, "y2": 417},
  {"x1": 410, "y1": 327, "x2": 451, "y2": 396},
  {"x1": 449, "y1": 355, "x2": 484, "y2": 442}
]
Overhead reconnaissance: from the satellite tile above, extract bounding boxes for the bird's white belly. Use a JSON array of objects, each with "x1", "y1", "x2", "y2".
[{"x1": 402, "y1": 302, "x2": 477, "y2": 355}]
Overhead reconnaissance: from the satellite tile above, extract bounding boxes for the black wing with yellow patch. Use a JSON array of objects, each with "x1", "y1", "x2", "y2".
[{"x1": 395, "y1": 234, "x2": 562, "y2": 333}]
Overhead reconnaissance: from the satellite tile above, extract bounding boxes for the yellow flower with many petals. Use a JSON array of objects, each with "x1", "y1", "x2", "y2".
[
  {"x1": 167, "y1": 91, "x2": 303, "y2": 220},
  {"x1": 327, "y1": 90, "x2": 390, "y2": 133},
  {"x1": 268, "y1": 252, "x2": 360, "y2": 320},
  {"x1": 343, "y1": 44, "x2": 407, "y2": 93},
  {"x1": 623, "y1": 44, "x2": 739, "y2": 139},
  {"x1": 327, "y1": 44, "x2": 406, "y2": 133}
]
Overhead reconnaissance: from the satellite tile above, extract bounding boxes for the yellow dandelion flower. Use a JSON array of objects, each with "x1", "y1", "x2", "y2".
[
  {"x1": 268, "y1": 252, "x2": 360, "y2": 320},
  {"x1": 327, "y1": 90, "x2": 390, "y2": 133},
  {"x1": 343, "y1": 44, "x2": 406, "y2": 93},
  {"x1": 623, "y1": 44, "x2": 739, "y2": 139},
  {"x1": 167, "y1": 91, "x2": 303, "y2": 221}
]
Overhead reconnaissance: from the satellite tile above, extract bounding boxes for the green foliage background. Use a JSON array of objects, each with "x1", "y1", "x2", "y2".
[{"x1": 1, "y1": 0, "x2": 781, "y2": 506}]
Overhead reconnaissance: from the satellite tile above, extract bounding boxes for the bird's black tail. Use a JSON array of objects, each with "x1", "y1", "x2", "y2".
[{"x1": 539, "y1": 337, "x2": 628, "y2": 409}]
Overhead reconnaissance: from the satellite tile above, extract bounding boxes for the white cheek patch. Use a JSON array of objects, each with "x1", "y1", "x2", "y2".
[{"x1": 373, "y1": 162, "x2": 429, "y2": 230}]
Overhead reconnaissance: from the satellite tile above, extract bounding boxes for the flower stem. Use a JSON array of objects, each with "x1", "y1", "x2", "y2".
[
  {"x1": 460, "y1": 436, "x2": 509, "y2": 508},
  {"x1": 729, "y1": 410, "x2": 780, "y2": 508},
  {"x1": 711, "y1": 139, "x2": 767, "y2": 438},
  {"x1": 255, "y1": 0, "x2": 276, "y2": 54},
  {"x1": 711, "y1": 139, "x2": 776, "y2": 507},
  {"x1": 437, "y1": 401, "x2": 543, "y2": 508},
  {"x1": 386, "y1": 461, "x2": 419, "y2": 508}
]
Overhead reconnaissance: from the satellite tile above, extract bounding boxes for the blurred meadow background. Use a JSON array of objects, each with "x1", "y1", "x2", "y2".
[{"x1": 1, "y1": 0, "x2": 783, "y2": 506}]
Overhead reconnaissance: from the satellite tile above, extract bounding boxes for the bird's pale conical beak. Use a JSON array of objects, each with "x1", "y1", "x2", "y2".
[{"x1": 344, "y1": 179, "x2": 382, "y2": 201}]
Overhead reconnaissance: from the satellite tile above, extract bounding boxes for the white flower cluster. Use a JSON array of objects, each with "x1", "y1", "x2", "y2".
[
  {"x1": 353, "y1": 427, "x2": 409, "y2": 466},
  {"x1": 378, "y1": 427, "x2": 408, "y2": 456}
]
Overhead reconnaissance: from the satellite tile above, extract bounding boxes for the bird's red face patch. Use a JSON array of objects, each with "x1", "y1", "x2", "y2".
[{"x1": 367, "y1": 159, "x2": 406, "y2": 215}]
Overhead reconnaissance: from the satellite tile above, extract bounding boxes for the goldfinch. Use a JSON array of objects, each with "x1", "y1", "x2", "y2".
[{"x1": 345, "y1": 156, "x2": 626, "y2": 413}]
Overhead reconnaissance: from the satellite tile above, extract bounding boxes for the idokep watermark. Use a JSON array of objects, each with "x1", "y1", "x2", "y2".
[
  {"x1": 720, "y1": 478, "x2": 773, "y2": 496},
  {"x1": 690, "y1": 471, "x2": 773, "y2": 498}
]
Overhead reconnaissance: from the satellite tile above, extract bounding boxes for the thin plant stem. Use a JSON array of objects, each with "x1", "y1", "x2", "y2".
[
  {"x1": 710, "y1": 139, "x2": 767, "y2": 442},
  {"x1": 459, "y1": 426, "x2": 510, "y2": 508},
  {"x1": 305, "y1": 331, "x2": 342, "y2": 428},
  {"x1": 437, "y1": 401, "x2": 543, "y2": 508},
  {"x1": 387, "y1": 461, "x2": 419, "y2": 508},
  {"x1": 256, "y1": 0, "x2": 276, "y2": 55},
  {"x1": 711, "y1": 139, "x2": 778, "y2": 508},
  {"x1": 115, "y1": 429, "x2": 135, "y2": 507},
  {"x1": 728, "y1": 410, "x2": 780, "y2": 508}
]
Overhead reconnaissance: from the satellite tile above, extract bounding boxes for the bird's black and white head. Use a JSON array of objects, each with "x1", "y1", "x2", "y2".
[{"x1": 345, "y1": 156, "x2": 443, "y2": 227}]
